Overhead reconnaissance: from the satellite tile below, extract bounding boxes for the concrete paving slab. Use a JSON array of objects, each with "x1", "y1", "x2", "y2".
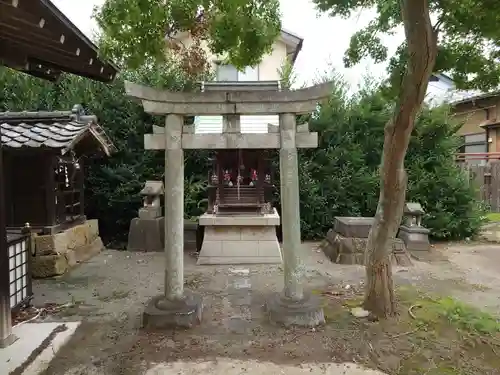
[{"x1": 0, "y1": 321, "x2": 80, "y2": 375}]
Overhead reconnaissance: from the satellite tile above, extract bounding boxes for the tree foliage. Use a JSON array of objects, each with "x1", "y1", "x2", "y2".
[
  {"x1": 0, "y1": 66, "x2": 484, "y2": 247},
  {"x1": 313, "y1": 0, "x2": 500, "y2": 92},
  {"x1": 299, "y1": 82, "x2": 485, "y2": 241},
  {"x1": 312, "y1": 0, "x2": 498, "y2": 317},
  {"x1": 94, "y1": 0, "x2": 281, "y2": 73}
]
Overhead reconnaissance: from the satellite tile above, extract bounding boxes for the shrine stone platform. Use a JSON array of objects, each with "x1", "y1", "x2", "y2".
[
  {"x1": 321, "y1": 217, "x2": 413, "y2": 266},
  {"x1": 197, "y1": 208, "x2": 282, "y2": 265}
]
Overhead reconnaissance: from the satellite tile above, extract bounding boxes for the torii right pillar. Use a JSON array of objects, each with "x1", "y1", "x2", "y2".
[{"x1": 265, "y1": 113, "x2": 325, "y2": 327}]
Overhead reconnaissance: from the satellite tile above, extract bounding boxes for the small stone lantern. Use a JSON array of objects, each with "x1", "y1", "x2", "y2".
[
  {"x1": 402, "y1": 202, "x2": 425, "y2": 227},
  {"x1": 398, "y1": 202, "x2": 431, "y2": 257},
  {"x1": 139, "y1": 180, "x2": 164, "y2": 219}
]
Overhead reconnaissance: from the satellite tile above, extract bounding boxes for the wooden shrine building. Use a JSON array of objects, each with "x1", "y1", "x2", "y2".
[
  {"x1": 0, "y1": 0, "x2": 118, "y2": 347},
  {"x1": 1, "y1": 105, "x2": 116, "y2": 234}
]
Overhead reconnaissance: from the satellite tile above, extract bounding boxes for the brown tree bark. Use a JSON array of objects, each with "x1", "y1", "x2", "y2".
[{"x1": 363, "y1": 0, "x2": 438, "y2": 318}]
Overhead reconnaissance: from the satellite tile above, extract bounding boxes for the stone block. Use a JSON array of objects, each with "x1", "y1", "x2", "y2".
[
  {"x1": 198, "y1": 208, "x2": 280, "y2": 227},
  {"x1": 75, "y1": 237, "x2": 104, "y2": 263},
  {"x1": 64, "y1": 250, "x2": 78, "y2": 267},
  {"x1": 197, "y1": 221, "x2": 281, "y2": 265},
  {"x1": 198, "y1": 241, "x2": 223, "y2": 257},
  {"x1": 142, "y1": 292, "x2": 203, "y2": 329},
  {"x1": 66, "y1": 222, "x2": 91, "y2": 250},
  {"x1": 139, "y1": 207, "x2": 161, "y2": 220},
  {"x1": 240, "y1": 226, "x2": 275, "y2": 241},
  {"x1": 32, "y1": 254, "x2": 69, "y2": 278},
  {"x1": 197, "y1": 256, "x2": 281, "y2": 265},
  {"x1": 34, "y1": 232, "x2": 68, "y2": 256},
  {"x1": 334, "y1": 217, "x2": 374, "y2": 238},
  {"x1": 184, "y1": 220, "x2": 198, "y2": 250},
  {"x1": 398, "y1": 225, "x2": 431, "y2": 252},
  {"x1": 266, "y1": 292, "x2": 325, "y2": 328},
  {"x1": 127, "y1": 217, "x2": 164, "y2": 252},
  {"x1": 322, "y1": 231, "x2": 411, "y2": 266},
  {"x1": 87, "y1": 219, "x2": 100, "y2": 240}
]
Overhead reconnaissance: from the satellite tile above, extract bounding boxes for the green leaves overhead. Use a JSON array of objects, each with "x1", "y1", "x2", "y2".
[
  {"x1": 94, "y1": 0, "x2": 281, "y2": 72},
  {"x1": 313, "y1": 0, "x2": 500, "y2": 92}
]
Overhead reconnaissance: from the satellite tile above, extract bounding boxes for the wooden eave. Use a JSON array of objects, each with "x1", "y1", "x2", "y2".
[{"x1": 0, "y1": 0, "x2": 119, "y2": 82}]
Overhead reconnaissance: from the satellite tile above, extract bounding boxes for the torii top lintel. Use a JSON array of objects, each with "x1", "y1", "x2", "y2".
[{"x1": 124, "y1": 81, "x2": 334, "y2": 116}]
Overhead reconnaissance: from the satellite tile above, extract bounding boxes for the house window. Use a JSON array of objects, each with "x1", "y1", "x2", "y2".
[
  {"x1": 216, "y1": 64, "x2": 259, "y2": 81},
  {"x1": 460, "y1": 133, "x2": 488, "y2": 165}
]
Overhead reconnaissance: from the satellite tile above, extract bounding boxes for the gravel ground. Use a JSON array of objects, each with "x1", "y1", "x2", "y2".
[{"x1": 31, "y1": 242, "x2": 500, "y2": 375}]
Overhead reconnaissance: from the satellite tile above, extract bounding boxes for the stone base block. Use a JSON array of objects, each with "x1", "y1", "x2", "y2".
[
  {"x1": 139, "y1": 206, "x2": 161, "y2": 219},
  {"x1": 334, "y1": 216, "x2": 374, "y2": 238},
  {"x1": 142, "y1": 292, "x2": 203, "y2": 329},
  {"x1": 321, "y1": 229, "x2": 366, "y2": 265},
  {"x1": 32, "y1": 254, "x2": 68, "y2": 278},
  {"x1": 127, "y1": 217, "x2": 164, "y2": 252},
  {"x1": 34, "y1": 220, "x2": 100, "y2": 256},
  {"x1": 184, "y1": 220, "x2": 198, "y2": 251},
  {"x1": 321, "y1": 230, "x2": 412, "y2": 267},
  {"x1": 76, "y1": 236, "x2": 104, "y2": 262},
  {"x1": 398, "y1": 225, "x2": 430, "y2": 252},
  {"x1": 197, "y1": 224, "x2": 281, "y2": 265},
  {"x1": 32, "y1": 237, "x2": 104, "y2": 278},
  {"x1": 265, "y1": 292, "x2": 325, "y2": 327}
]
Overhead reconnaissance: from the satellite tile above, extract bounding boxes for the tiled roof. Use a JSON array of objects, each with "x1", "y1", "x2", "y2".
[{"x1": 0, "y1": 105, "x2": 115, "y2": 156}]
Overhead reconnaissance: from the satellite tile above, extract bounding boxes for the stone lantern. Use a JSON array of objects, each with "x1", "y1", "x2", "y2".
[
  {"x1": 127, "y1": 180, "x2": 164, "y2": 252},
  {"x1": 397, "y1": 202, "x2": 431, "y2": 258},
  {"x1": 402, "y1": 202, "x2": 425, "y2": 227}
]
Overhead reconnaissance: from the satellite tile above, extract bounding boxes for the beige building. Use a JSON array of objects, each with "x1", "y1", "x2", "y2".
[
  {"x1": 170, "y1": 29, "x2": 303, "y2": 133},
  {"x1": 452, "y1": 93, "x2": 500, "y2": 160}
]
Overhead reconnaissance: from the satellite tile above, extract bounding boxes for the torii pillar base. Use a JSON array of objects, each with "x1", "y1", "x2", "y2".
[
  {"x1": 142, "y1": 292, "x2": 203, "y2": 329},
  {"x1": 266, "y1": 292, "x2": 325, "y2": 328}
]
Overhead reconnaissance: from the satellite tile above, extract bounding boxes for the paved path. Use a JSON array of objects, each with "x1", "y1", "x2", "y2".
[{"x1": 145, "y1": 359, "x2": 386, "y2": 375}]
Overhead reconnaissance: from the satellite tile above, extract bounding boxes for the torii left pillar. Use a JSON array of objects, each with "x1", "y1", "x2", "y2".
[{"x1": 142, "y1": 114, "x2": 203, "y2": 329}]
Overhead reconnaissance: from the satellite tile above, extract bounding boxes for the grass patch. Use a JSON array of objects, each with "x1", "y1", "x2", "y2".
[
  {"x1": 320, "y1": 285, "x2": 500, "y2": 375},
  {"x1": 486, "y1": 212, "x2": 500, "y2": 222}
]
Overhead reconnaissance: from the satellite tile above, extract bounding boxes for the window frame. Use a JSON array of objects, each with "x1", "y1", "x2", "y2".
[{"x1": 215, "y1": 62, "x2": 259, "y2": 82}]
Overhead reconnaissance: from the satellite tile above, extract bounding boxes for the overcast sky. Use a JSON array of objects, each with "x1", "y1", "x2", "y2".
[{"x1": 51, "y1": 0, "x2": 448, "y2": 97}]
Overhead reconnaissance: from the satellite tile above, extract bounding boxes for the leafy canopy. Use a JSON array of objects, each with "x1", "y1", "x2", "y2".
[
  {"x1": 94, "y1": 0, "x2": 281, "y2": 72},
  {"x1": 313, "y1": 0, "x2": 500, "y2": 91}
]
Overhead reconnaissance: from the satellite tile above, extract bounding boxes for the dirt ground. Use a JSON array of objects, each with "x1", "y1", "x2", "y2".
[{"x1": 32, "y1": 242, "x2": 500, "y2": 375}]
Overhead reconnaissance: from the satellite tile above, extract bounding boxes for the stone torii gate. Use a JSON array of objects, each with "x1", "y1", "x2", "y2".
[{"x1": 125, "y1": 80, "x2": 333, "y2": 328}]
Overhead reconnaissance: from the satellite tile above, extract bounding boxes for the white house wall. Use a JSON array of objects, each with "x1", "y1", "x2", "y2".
[{"x1": 194, "y1": 115, "x2": 279, "y2": 134}]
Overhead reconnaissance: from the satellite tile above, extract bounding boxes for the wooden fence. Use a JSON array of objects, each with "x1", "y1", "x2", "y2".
[{"x1": 462, "y1": 162, "x2": 500, "y2": 212}]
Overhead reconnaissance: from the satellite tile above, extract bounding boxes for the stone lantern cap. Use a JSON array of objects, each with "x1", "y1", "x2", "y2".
[
  {"x1": 140, "y1": 181, "x2": 164, "y2": 197},
  {"x1": 404, "y1": 202, "x2": 425, "y2": 216}
]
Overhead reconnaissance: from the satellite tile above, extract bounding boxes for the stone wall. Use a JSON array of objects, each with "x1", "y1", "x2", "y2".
[{"x1": 32, "y1": 219, "x2": 104, "y2": 278}]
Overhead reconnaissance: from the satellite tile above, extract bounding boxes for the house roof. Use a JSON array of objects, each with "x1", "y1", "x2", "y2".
[
  {"x1": 0, "y1": 104, "x2": 116, "y2": 156},
  {"x1": 450, "y1": 91, "x2": 500, "y2": 106},
  {"x1": 280, "y1": 29, "x2": 303, "y2": 64},
  {"x1": 0, "y1": 0, "x2": 118, "y2": 82}
]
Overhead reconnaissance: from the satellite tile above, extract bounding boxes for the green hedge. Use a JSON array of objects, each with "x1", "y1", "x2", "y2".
[{"x1": 0, "y1": 66, "x2": 485, "y2": 246}]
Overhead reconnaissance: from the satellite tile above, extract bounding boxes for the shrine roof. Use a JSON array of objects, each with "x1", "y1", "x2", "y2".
[
  {"x1": 0, "y1": 104, "x2": 116, "y2": 156},
  {"x1": 140, "y1": 181, "x2": 164, "y2": 196},
  {"x1": 1, "y1": 0, "x2": 118, "y2": 82}
]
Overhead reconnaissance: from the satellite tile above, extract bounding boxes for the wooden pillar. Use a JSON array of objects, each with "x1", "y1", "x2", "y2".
[
  {"x1": 164, "y1": 114, "x2": 184, "y2": 301},
  {"x1": 0, "y1": 142, "x2": 15, "y2": 347},
  {"x1": 45, "y1": 157, "x2": 57, "y2": 226},
  {"x1": 279, "y1": 113, "x2": 303, "y2": 301},
  {"x1": 257, "y1": 152, "x2": 265, "y2": 204},
  {"x1": 78, "y1": 159, "x2": 85, "y2": 217}
]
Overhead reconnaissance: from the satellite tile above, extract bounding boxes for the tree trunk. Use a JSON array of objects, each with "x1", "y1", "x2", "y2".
[{"x1": 363, "y1": 0, "x2": 438, "y2": 318}]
